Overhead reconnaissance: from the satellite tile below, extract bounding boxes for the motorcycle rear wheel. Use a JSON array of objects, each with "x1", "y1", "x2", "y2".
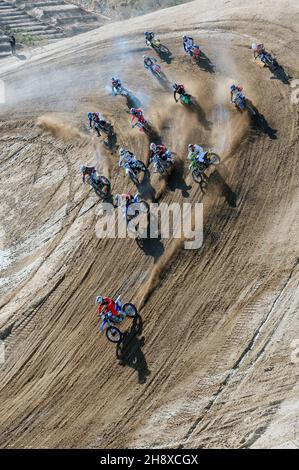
[{"x1": 192, "y1": 169, "x2": 203, "y2": 183}]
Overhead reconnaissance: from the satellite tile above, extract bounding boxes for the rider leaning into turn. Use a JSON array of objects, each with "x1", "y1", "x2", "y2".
[
  {"x1": 230, "y1": 84, "x2": 244, "y2": 104},
  {"x1": 111, "y1": 76, "x2": 122, "y2": 94},
  {"x1": 119, "y1": 148, "x2": 139, "y2": 175},
  {"x1": 150, "y1": 142, "x2": 168, "y2": 162},
  {"x1": 143, "y1": 54, "x2": 157, "y2": 69},
  {"x1": 130, "y1": 107, "x2": 145, "y2": 126},
  {"x1": 144, "y1": 31, "x2": 155, "y2": 44},
  {"x1": 87, "y1": 112, "x2": 108, "y2": 137},
  {"x1": 188, "y1": 144, "x2": 209, "y2": 165},
  {"x1": 173, "y1": 83, "x2": 186, "y2": 102},
  {"x1": 80, "y1": 164, "x2": 100, "y2": 185},
  {"x1": 96, "y1": 296, "x2": 123, "y2": 322}
]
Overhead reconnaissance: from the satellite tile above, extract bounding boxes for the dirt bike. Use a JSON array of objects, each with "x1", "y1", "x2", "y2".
[
  {"x1": 145, "y1": 62, "x2": 163, "y2": 79},
  {"x1": 132, "y1": 119, "x2": 150, "y2": 133},
  {"x1": 190, "y1": 152, "x2": 220, "y2": 183},
  {"x1": 124, "y1": 160, "x2": 148, "y2": 186},
  {"x1": 94, "y1": 120, "x2": 113, "y2": 134},
  {"x1": 86, "y1": 175, "x2": 111, "y2": 199},
  {"x1": 99, "y1": 299, "x2": 138, "y2": 343},
  {"x1": 190, "y1": 45, "x2": 202, "y2": 61},
  {"x1": 151, "y1": 151, "x2": 174, "y2": 176},
  {"x1": 232, "y1": 94, "x2": 256, "y2": 116},
  {"x1": 146, "y1": 37, "x2": 169, "y2": 54},
  {"x1": 112, "y1": 85, "x2": 129, "y2": 97},
  {"x1": 113, "y1": 194, "x2": 149, "y2": 222},
  {"x1": 178, "y1": 92, "x2": 192, "y2": 105},
  {"x1": 257, "y1": 52, "x2": 278, "y2": 70}
]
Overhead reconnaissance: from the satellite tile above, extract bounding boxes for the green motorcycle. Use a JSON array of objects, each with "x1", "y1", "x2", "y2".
[{"x1": 189, "y1": 152, "x2": 220, "y2": 183}]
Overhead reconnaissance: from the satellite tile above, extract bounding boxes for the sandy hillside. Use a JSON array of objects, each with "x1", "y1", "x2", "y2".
[{"x1": 0, "y1": 0, "x2": 299, "y2": 449}]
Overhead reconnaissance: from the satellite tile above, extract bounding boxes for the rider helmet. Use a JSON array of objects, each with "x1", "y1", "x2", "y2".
[
  {"x1": 130, "y1": 107, "x2": 136, "y2": 114},
  {"x1": 251, "y1": 43, "x2": 257, "y2": 50},
  {"x1": 150, "y1": 142, "x2": 157, "y2": 152},
  {"x1": 230, "y1": 84, "x2": 237, "y2": 91},
  {"x1": 87, "y1": 112, "x2": 93, "y2": 119},
  {"x1": 79, "y1": 164, "x2": 86, "y2": 173},
  {"x1": 119, "y1": 147, "x2": 125, "y2": 156},
  {"x1": 96, "y1": 296, "x2": 103, "y2": 304},
  {"x1": 188, "y1": 144, "x2": 194, "y2": 152}
]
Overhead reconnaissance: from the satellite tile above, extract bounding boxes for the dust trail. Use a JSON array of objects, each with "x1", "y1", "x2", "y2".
[
  {"x1": 138, "y1": 238, "x2": 184, "y2": 309},
  {"x1": 37, "y1": 116, "x2": 87, "y2": 143},
  {"x1": 94, "y1": 143, "x2": 113, "y2": 179}
]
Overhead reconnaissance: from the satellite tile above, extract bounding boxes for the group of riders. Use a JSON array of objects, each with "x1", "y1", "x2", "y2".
[{"x1": 84, "y1": 34, "x2": 278, "y2": 328}]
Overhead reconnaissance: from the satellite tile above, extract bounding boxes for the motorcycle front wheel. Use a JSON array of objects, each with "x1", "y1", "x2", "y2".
[
  {"x1": 122, "y1": 303, "x2": 138, "y2": 318},
  {"x1": 106, "y1": 326, "x2": 123, "y2": 343},
  {"x1": 207, "y1": 153, "x2": 220, "y2": 165}
]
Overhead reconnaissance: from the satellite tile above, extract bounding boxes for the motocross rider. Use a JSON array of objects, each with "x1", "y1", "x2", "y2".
[
  {"x1": 88, "y1": 112, "x2": 108, "y2": 137},
  {"x1": 188, "y1": 144, "x2": 209, "y2": 165},
  {"x1": 144, "y1": 31, "x2": 155, "y2": 44},
  {"x1": 150, "y1": 142, "x2": 169, "y2": 162},
  {"x1": 96, "y1": 296, "x2": 124, "y2": 322},
  {"x1": 173, "y1": 83, "x2": 187, "y2": 102},
  {"x1": 143, "y1": 54, "x2": 157, "y2": 69},
  {"x1": 130, "y1": 107, "x2": 145, "y2": 127},
  {"x1": 111, "y1": 77, "x2": 122, "y2": 95},
  {"x1": 80, "y1": 164, "x2": 101, "y2": 186},
  {"x1": 230, "y1": 85, "x2": 245, "y2": 104},
  {"x1": 119, "y1": 147, "x2": 140, "y2": 176}
]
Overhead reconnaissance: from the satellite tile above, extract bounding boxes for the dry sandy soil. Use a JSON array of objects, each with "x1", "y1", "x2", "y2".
[{"x1": 0, "y1": 0, "x2": 299, "y2": 449}]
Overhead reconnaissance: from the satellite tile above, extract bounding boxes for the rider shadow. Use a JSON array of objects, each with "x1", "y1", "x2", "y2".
[
  {"x1": 155, "y1": 46, "x2": 173, "y2": 64},
  {"x1": 167, "y1": 159, "x2": 192, "y2": 198},
  {"x1": 195, "y1": 52, "x2": 215, "y2": 73},
  {"x1": 189, "y1": 99, "x2": 212, "y2": 130},
  {"x1": 126, "y1": 93, "x2": 142, "y2": 110},
  {"x1": 270, "y1": 64, "x2": 291, "y2": 85},
  {"x1": 138, "y1": 172, "x2": 157, "y2": 201},
  {"x1": 207, "y1": 169, "x2": 237, "y2": 207},
  {"x1": 136, "y1": 212, "x2": 164, "y2": 261},
  {"x1": 248, "y1": 103, "x2": 278, "y2": 140},
  {"x1": 103, "y1": 130, "x2": 117, "y2": 151},
  {"x1": 116, "y1": 314, "x2": 151, "y2": 384}
]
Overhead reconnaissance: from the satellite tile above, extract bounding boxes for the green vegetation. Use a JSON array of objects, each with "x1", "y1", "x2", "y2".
[{"x1": 13, "y1": 32, "x2": 48, "y2": 46}]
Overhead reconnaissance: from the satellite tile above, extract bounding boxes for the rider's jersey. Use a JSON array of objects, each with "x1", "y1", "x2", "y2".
[
  {"x1": 144, "y1": 57, "x2": 155, "y2": 67},
  {"x1": 152, "y1": 144, "x2": 168, "y2": 161},
  {"x1": 131, "y1": 109, "x2": 145, "y2": 123},
  {"x1": 112, "y1": 79, "x2": 121, "y2": 88},
  {"x1": 82, "y1": 166, "x2": 98, "y2": 184},
  {"x1": 119, "y1": 151, "x2": 137, "y2": 168},
  {"x1": 145, "y1": 32, "x2": 155, "y2": 42},
  {"x1": 98, "y1": 297, "x2": 121, "y2": 318},
  {"x1": 184, "y1": 37, "x2": 194, "y2": 51},
  {"x1": 232, "y1": 90, "x2": 245, "y2": 102},
  {"x1": 189, "y1": 145, "x2": 207, "y2": 163},
  {"x1": 174, "y1": 85, "x2": 185, "y2": 96}
]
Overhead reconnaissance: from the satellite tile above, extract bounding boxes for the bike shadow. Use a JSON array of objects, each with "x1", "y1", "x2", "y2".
[
  {"x1": 116, "y1": 314, "x2": 151, "y2": 384},
  {"x1": 126, "y1": 93, "x2": 142, "y2": 109},
  {"x1": 154, "y1": 46, "x2": 173, "y2": 64},
  {"x1": 167, "y1": 158, "x2": 192, "y2": 198},
  {"x1": 195, "y1": 52, "x2": 215, "y2": 73},
  {"x1": 136, "y1": 233, "x2": 165, "y2": 261},
  {"x1": 206, "y1": 168, "x2": 237, "y2": 207},
  {"x1": 248, "y1": 101, "x2": 278, "y2": 139},
  {"x1": 189, "y1": 99, "x2": 212, "y2": 130},
  {"x1": 270, "y1": 64, "x2": 291, "y2": 85}
]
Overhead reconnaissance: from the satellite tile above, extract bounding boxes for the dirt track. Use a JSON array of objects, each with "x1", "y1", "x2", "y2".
[{"x1": 0, "y1": 0, "x2": 299, "y2": 449}]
